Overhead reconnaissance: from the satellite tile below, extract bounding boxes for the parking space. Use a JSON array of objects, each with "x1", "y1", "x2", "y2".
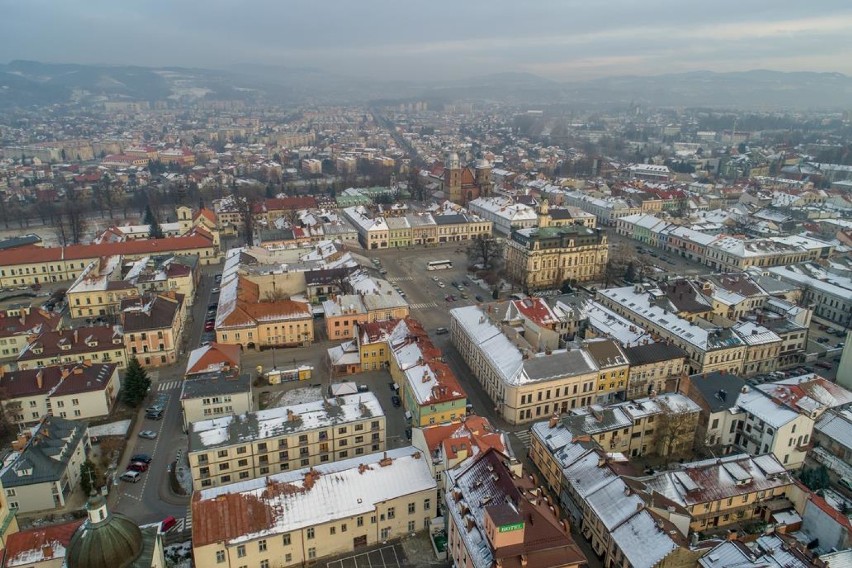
[{"x1": 324, "y1": 544, "x2": 406, "y2": 568}]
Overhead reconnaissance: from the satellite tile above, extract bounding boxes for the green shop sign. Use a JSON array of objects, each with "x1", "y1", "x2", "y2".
[{"x1": 498, "y1": 522, "x2": 524, "y2": 533}]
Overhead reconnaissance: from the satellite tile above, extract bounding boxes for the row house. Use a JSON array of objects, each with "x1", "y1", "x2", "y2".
[{"x1": 11, "y1": 326, "x2": 127, "y2": 372}]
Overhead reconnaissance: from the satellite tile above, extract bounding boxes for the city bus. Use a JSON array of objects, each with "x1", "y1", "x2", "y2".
[{"x1": 427, "y1": 260, "x2": 453, "y2": 271}]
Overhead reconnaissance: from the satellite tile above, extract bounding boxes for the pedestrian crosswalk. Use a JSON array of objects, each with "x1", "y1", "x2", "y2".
[
  {"x1": 513, "y1": 429, "x2": 532, "y2": 448},
  {"x1": 156, "y1": 380, "x2": 181, "y2": 392},
  {"x1": 409, "y1": 302, "x2": 438, "y2": 310},
  {"x1": 175, "y1": 508, "x2": 192, "y2": 532},
  {"x1": 387, "y1": 276, "x2": 414, "y2": 282}
]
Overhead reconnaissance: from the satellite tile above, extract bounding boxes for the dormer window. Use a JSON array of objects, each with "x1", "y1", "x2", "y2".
[
  {"x1": 59, "y1": 343, "x2": 71, "y2": 351},
  {"x1": 112, "y1": 338, "x2": 122, "y2": 345},
  {"x1": 32, "y1": 346, "x2": 43, "y2": 355},
  {"x1": 86, "y1": 339, "x2": 98, "y2": 347}
]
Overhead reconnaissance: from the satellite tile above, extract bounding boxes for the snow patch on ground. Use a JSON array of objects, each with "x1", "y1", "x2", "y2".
[
  {"x1": 164, "y1": 541, "x2": 192, "y2": 568},
  {"x1": 89, "y1": 420, "x2": 131, "y2": 437},
  {"x1": 270, "y1": 386, "x2": 323, "y2": 408}
]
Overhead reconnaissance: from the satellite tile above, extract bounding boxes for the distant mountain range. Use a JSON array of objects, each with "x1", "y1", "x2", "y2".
[{"x1": 1, "y1": 60, "x2": 851, "y2": 110}]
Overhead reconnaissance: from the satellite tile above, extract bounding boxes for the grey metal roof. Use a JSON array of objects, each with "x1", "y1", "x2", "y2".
[
  {"x1": 623, "y1": 342, "x2": 687, "y2": 366},
  {"x1": 0, "y1": 416, "x2": 87, "y2": 488},
  {"x1": 523, "y1": 349, "x2": 597, "y2": 382},
  {"x1": 180, "y1": 371, "x2": 251, "y2": 400},
  {"x1": 687, "y1": 371, "x2": 747, "y2": 413}
]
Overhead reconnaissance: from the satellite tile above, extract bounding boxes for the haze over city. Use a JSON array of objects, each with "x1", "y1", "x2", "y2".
[{"x1": 2, "y1": 0, "x2": 852, "y2": 80}]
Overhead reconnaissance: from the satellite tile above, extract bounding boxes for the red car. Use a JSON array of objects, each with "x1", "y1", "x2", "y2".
[
  {"x1": 127, "y1": 461, "x2": 149, "y2": 473},
  {"x1": 204, "y1": 321, "x2": 215, "y2": 331}
]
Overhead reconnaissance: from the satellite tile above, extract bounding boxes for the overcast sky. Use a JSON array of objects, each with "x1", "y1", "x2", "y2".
[{"x1": 2, "y1": 0, "x2": 852, "y2": 81}]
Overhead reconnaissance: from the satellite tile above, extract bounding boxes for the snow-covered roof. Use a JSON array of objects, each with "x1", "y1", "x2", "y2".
[
  {"x1": 189, "y1": 392, "x2": 384, "y2": 450},
  {"x1": 192, "y1": 447, "x2": 435, "y2": 546}
]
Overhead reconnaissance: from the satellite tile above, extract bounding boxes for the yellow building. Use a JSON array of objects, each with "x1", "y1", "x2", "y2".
[
  {"x1": 0, "y1": 477, "x2": 19, "y2": 551},
  {"x1": 0, "y1": 307, "x2": 62, "y2": 362},
  {"x1": 640, "y1": 453, "x2": 794, "y2": 533},
  {"x1": 187, "y1": 393, "x2": 386, "y2": 490},
  {"x1": 585, "y1": 339, "x2": 629, "y2": 404},
  {"x1": 0, "y1": 363, "x2": 120, "y2": 425},
  {"x1": 215, "y1": 277, "x2": 314, "y2": 349},
  {"x1": 0, "y1": 232, "x2": 219, "y2": 289},
  {"x1": 450, "y1": 305, "x2": 600, "y2": 425},
  {"x1": 622, "y1": 342, "x2": 688, "y2": 400},
  {"x1": 121, "y1": 292, "x2": 186, "y2": 368},
  {"x1": 12, "y1": 326, "x2": 128, "y2": 371},
  {"x1": 66, "y1": 256, "x2": 139, "y2": 320},
  {"x1": 505, "y1": 208, "x2": 608, "y2": 291},
  {"x1": 191, "y1": 448, "x2": 436, "y2": 567}
]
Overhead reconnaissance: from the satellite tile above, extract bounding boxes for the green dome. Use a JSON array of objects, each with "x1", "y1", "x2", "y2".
[{"x1": 66, "y1": 495, "x2": 144, "y2": 568}]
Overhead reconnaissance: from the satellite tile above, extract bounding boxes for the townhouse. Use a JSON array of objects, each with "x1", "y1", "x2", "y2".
[
  {"x1": 188, "y1": 392, "x2": 386, "y2": 490},
  {"x1": 622, "y1": 342, "x2": 688, "y2": 400},
  {"x1": 191, "y1": 448, "x2": 436, "y2": 567},
  {"x1": 639, "y1": 453, "x2": 794, "y2": 533},
  {"x1": 121, "y1": 292, "x2": 186, "y2": 368},
  {"x1": 66, "y1": 255, "x2": 139, "y2": 320}
]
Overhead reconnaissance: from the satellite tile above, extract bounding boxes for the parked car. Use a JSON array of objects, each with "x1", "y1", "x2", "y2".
[
  {"x1": 816, "y1": 337, "x2": 829, "y2": 343},
  {"x1": 145, "y1": 410, "x2": 163, "y2": 420},
  {"x1": 207, "y1": 303, "x2": 217, "y2": 310},
  {"x1": 120, "y1": 471, "x2": 141, "y2": 483},
  {"x1": 816, "y1": 361, "x2": 833, "y2": 370},
  {"x1": 379, "y1": 269, "x2": 388, "y2": 275},
  {"x1": 138, "y1": 430, "x2": 158, "y2": 439},
  {"x1": 127, "y1": 461, "x2": 149, "y2": 473},
  {"x1": 436, "y1": 327, "x2": 449, "y2": 335},
  {"x1": 211, "y1": 287, "x2": 220, "y2": 294},
  {"x1": 391, "y1": 395, "x2": 401, "y2": 407},
  {"x1": 161, "y1": 516, "x2": 177, "y2": 532},
  {"x1": 214, "y1": 274, "x2": 222, "y2": 282},
  {"x1": 130, "y1": 454, "x2": 152, "y2": 464},
  {"x1": 475, "y1": 295, "x2": 484, "y2": 302},
  {"x1": 204, "y1": 321, "x2": 215, "y2": 331}
]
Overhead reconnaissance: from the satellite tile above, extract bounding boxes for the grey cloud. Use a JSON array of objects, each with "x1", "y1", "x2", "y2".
[{"x1": 1, "y1": 0, "x2": 851, "y2": 80}]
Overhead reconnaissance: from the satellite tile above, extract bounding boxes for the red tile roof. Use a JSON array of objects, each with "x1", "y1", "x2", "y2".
[
  {"x1": 0, "y1": 308, "x2": 62, "y2": 338},
  {"x1": 186, "y1": 342, "x2": 241, "y2": 375},
  {"x1": 0, "y1": 362, "x2": 117, "y2": 398},
  {"x1": 0, "y1": 233, "x2": 215, "y2": 267},
  {"x1": 3, "y1": 519, "x2": 83, "y2": 567},
  {"x1": 17, "y1": 325, "x2": 124, "y2": 362}
]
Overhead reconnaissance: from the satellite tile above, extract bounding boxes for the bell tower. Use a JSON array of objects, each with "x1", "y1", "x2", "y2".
[{"x1": 445, "y1": 151, "x2": 462, "y2": 203}]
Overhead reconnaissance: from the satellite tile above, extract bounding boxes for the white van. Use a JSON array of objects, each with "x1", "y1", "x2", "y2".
[
  {"x1": 404, "y1": 411, "x2": 412, "y2": 422},
  {"x1": 120, "y1": 471, "x2": 141, "y2": 483}
]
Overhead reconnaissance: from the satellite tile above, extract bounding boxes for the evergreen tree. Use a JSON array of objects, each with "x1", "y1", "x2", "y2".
[
  {"x1": 122, "y1": 357, "x2": 151, "y2": 407},
  {"x1": 143, "y1": 204, "x2": 164, "y2": 239},
  {"x1": 625, "y1": 261, "x2": 637, "y2": 283}
]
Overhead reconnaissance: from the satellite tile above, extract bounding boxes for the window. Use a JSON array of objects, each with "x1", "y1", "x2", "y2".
[
  {"x1": 408, "y1": 520, "x2": 416, "y2": 532},
  {"x1": 387, "y1": 507, "x2": 395, "y2": 519},
  {"x1": 330, "y1": 526, "x2": 336, "y2": 535},
  {"x1": 357, "y1": 516, "x2": 364, "y2": 527},
  {"x1": 424, "y1": 498, "x2": 431, "y2": 511},
  {"x1": 307, "y1": 527, "x2": 315, "y2": 539},
  {"x1": 308, "y1": 548, "x2": 316, "y2": 560},
  {"x1": 237, "y1": 545, "x2": 246, "y2": 558},
  {"x1": 216, "y1": 551, "x2": 225, "y2": 563},
  {"x1": 285, "y1": 554, "x2": 292, "y2": 562},
  {"x1": 258, "y1": 540, "x2": 267, "y2": 552},
  {"x1": 381, "y1": 527, "x2": 391, "y2": 540},
  {"x1": 260, "y1": 561, "x2": 269, "y2": 568},
  {"x1": 282, "y1": 533, "x2": 291, "y2": 546},
  {"x1": 408, "y1": 502, "x2": 415, "y2": 514},
  {"x1": 341, "y1": 523, "x2": 347, "y2": 533}
]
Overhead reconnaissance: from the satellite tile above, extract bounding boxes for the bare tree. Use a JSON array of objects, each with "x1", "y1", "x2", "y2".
[
  {"x1": 64, "y1": 202, "x2": 88, "y2": 244},
  {"x1": 653, "y1": 400, "x2": 697, "y2": 458},
  {"x1": 466, "y1": 235, "x2": 503, "y2": 270}
]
